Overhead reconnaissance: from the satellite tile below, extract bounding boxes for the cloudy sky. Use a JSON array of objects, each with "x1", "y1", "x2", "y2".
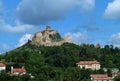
[{"x1": 0, "y1": 0, "x2": 120, "y2": 53}]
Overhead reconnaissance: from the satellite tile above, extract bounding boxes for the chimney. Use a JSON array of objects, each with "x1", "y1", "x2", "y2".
[{"x1": 11, "y1": 66, "x2": 13, "y2": 74}]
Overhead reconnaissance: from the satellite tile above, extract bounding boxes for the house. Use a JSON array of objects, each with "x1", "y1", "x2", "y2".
[
  {"x1": 112, "y1": 72, "x2": 120, "y2": 78},
  {"x1": 11, "y1": 66, "x2": 26, "y2": 76},
  {"x1": 0, "y1": 63, "x2": 6, "y2": 71},
  {"x1": 76, "y1": 61, "x2": 100, "y2": 70},
  {"x1": 90, "y1": 74, "x2": 112, "y2": 81}
]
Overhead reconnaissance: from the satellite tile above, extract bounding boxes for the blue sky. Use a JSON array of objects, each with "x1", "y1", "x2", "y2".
[{"x1": 0, "y1": 0, "x2": 120, "y2": 53}]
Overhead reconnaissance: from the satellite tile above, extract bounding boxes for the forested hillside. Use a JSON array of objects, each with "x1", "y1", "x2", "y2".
[{"x1": 0, "y1": 42, "x2": 120, "y2": 81}]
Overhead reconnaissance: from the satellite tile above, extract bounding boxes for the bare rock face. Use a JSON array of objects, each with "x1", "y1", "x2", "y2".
[{"x1": 30, "y1": 26, "x2": 71, "y2": 46}]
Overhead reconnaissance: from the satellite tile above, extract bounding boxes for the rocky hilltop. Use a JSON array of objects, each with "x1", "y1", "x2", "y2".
[{"x1": 30, "y1": 26, "x2": 70, "y2": 46}]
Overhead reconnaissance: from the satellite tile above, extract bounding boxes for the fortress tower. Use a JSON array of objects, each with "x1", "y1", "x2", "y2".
[{"x1": 46, "y1": 26, "x2": 51, "y2": 31}]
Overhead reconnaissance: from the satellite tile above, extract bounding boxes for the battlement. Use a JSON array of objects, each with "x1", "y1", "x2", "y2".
[{"x1": 46, "y1": 26, "x2": 51, "y2": 31}]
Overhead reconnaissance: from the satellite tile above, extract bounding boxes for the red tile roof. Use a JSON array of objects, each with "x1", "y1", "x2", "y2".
[
  {"x1": 13, "y1": 68, "x2": 26, "y2": 73},
  {"x1": 91, "y1": 74, "x2": 112, "y2": 80},
  {"x1": 0, "y1": 63, "x2": 5, "y2": 67},
  {"x1": 76, "y1": 61, "x2": 100, "y2": 65}
]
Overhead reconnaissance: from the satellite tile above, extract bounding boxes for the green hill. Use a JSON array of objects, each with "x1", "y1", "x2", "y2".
[
  {"x1": 0, "y1": 42, "x2": 120, "y2": 81},
  {"x1": 0, "y1": 26, "x2": 120, "y2": 81}
]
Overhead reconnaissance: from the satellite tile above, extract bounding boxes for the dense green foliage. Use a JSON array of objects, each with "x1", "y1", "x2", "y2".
[
  {"x1": 114, "y1": 76, "x2": 120, "y2": 81},
  {"x1": 0, "y1": 43, "x2": 120, "y2": 81}
]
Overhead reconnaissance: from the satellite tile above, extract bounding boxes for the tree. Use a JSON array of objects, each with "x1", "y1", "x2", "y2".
[
  {"x1": 0, "y1": 71, "x2": 12, "y2": 81},
  {"x1": 114, "y1": 76, "x2": 120, "y2": 81},
  {"x1": 107, "y1": 68, "x2": 112, "y2": 77}
]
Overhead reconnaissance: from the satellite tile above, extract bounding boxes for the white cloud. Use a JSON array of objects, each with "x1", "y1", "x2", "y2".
[
  {"x1": 0, "y1": 20, "x2": 35, "y2": 34},
  {"x1": 78, "y1": 0, "x2": 95, "y2": 11},
  {"x1": 18, "y1": 34, "x2": 33, "y2": 46},
  {"x1": 16, "y1": 0, "x2": 95, "y2": 25},
  {"x1": 0, "y1": 0, "x2": 35, "y2": 34},
  {"x1": 65, "y1": 32, "x2": 92, "y2": 44},
  {"x1": 104, "y1": 0, "x2": 120, "y2": 19},
  {"x1": 2, "y1": 24, "x2": 35, "y2": 34},
  {"x1": 0, "y1": 44, "x2": 10, "y2": 52},
  {"x1": 0, "y1": 0, "x2": 4, "y2": 13},
  {"x1": 109, "y1": 33, "x2": 120, "y2": 47}
]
